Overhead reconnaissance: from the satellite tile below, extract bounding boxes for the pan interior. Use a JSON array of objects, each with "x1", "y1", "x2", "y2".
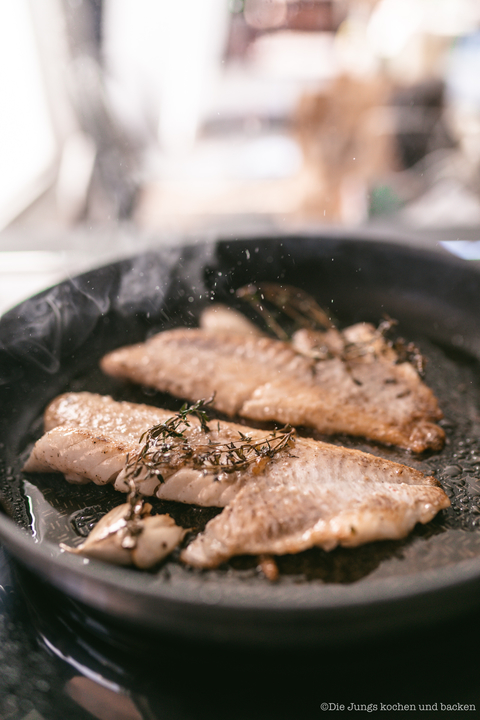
[{"x1": 2, "y1": 237, "x2": 480, "y2": 600}]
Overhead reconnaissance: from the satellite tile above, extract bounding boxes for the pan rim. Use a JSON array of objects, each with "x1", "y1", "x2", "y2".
[{"x1": 2, "y1": 508, "x2": 480, "y2": 640}]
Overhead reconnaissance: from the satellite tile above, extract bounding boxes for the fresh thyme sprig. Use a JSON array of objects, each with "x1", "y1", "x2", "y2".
[
  {"x1": 125, "y1": 397, "x2": 212, "y2": 482},
  {"x1": 236, "y1": 283, "x2": 290, "y2": 340},
  {"x1": 236, "y1": 282, "x2": 335, "y2": 339},
  {"x1": 124, "y1": 398, "x2": 296, "y2": 485},
  {"x1": 186, "y1": 425, "x2": 296, "y2": 477},
  {"x1": 236, "y1": 282, "x2": 426, "y2": 376}
]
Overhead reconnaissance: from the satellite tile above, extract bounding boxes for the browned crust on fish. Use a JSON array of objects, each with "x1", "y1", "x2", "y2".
[
  {"x1": 100, "y1": 328, "x2": 445, "y2": 453},
  {"x1": 24, "y1": 392, "x2": 450, "y2": 566}
]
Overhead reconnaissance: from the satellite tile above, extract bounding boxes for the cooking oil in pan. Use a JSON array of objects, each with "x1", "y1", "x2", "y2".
[{"x1": 12, "y1": 337, "x2": 480, "y2": 586}]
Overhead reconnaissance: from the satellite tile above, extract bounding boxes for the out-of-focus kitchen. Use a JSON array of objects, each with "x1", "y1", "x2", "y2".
[
  {"x1": 3, "y1": 3, "x2": 480, "y2": 720},
  {"x1": 2, "y1": 0, "x2": 480, "y2": 313}
]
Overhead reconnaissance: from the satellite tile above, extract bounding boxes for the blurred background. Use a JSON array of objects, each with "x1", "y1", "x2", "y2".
[{"x1": 1, "y1": 0, "x2": 480, "y2": 312}]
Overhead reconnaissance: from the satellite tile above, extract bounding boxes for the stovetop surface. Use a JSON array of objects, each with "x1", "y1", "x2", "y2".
[{"x1": 1, "y1": 541, "x2": 480, "y2": 720}]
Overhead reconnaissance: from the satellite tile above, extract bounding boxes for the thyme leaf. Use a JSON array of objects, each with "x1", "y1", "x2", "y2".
[{"x1": 124, "y1": 399, "x2": 296, "y2": 487}]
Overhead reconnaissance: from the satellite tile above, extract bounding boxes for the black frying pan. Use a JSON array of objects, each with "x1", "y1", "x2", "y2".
[{"x1": 2, "y1": 233, "x2": 480, "y2": 646}]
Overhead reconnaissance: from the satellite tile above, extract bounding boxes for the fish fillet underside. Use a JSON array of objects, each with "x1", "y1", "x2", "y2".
[{"x1": 23, "y1": 392, "x2": 450, "y2": 568}]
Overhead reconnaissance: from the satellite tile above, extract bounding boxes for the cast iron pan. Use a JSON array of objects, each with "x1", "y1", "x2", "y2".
[{"x1": 2, "y1": 234, "x2": 480, "y2": 646}]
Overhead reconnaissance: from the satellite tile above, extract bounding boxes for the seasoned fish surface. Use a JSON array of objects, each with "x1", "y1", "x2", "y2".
[
  {"x1": 25, "y1": 392, "x2": 275, "y2": 505},
  {"x1": 182, "y1": 437, "x2": 449, "y2": 567},
  {"x1": 100, "y1": 326, "x2": 444, "y2": 452},
  {"x1": 24, "y1": 392, "x2": 449, "y2": 566},
  {"x1": 200, "y1": 304, "x2": 262, "y2": 336}
]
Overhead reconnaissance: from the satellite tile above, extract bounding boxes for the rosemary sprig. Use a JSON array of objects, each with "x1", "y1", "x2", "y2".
[{"x1": 124, "y1": 399, "x2": 296, "y2": 486}]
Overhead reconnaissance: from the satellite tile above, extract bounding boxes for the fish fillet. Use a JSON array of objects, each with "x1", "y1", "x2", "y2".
[
  {"x1": 25, "y1": 392, "x2": 260, "y2": 506},
  {"x1": 100, "y1": 324, "x2": 444, "y2": 453},
  {"x1": 23, "y1": 392, "x2": 449, "y2": 566},
  {"x1": 200, "y1": 304, "x2": 262, "y2": 336},
  {"x1": 182, "y1": 436, "x2": 449, "y2": 567}
]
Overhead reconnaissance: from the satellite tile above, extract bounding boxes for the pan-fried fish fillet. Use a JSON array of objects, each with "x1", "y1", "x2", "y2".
[
  {"x1": 100, "y1": 325, "x2": 444, "y2": 453},
  {"x1": 182, "y1": 436, "x2": 449, "y2": 567},
  {"x1": 25, "y1": 392, "x2": 260, "y2": 506},
  {"x1": 200, "y1": 304, "x2": 262, "y2": 336},
  {"x1": 23, "y1": 392, "x2": 449, "y2": 566}
]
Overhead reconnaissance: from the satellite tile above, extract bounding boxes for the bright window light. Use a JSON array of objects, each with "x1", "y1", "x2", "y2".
[{"x1": 0, "y1": 0, "x2": 57, "y2": 229}]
